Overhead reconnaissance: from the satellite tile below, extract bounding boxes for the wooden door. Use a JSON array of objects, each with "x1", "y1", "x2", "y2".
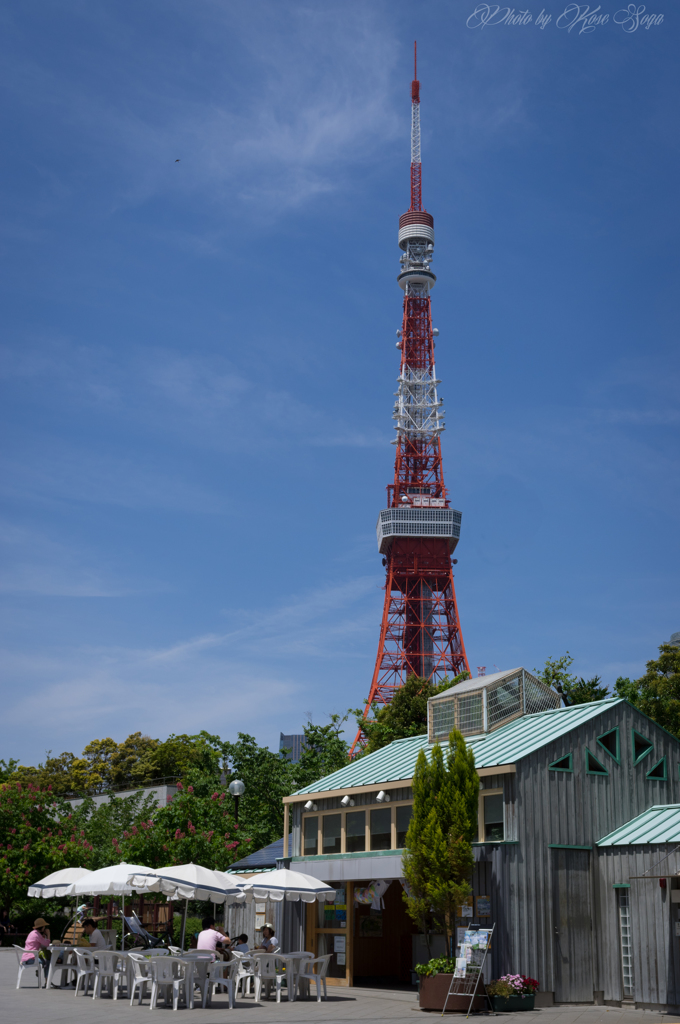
[{"x1": 551, "y1": 849, "x2": 594, "y2": 1002}]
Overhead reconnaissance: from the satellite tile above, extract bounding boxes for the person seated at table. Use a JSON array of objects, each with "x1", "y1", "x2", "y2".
[
  {"x1": 255, "y1": 924, "x2": 278, "y2": 953},
  {"x1": 22, "y1": 917, "x2": 51, "y2": 968},
  {"x1": 196, "y1": 917, "x2": 230, "y2": 959},
  {"x1": 81, "y1": 918, "x2": 107, "y2": 950},
  {"x1": 233, "y1": 933, "x2": 250, "y2": 952}
]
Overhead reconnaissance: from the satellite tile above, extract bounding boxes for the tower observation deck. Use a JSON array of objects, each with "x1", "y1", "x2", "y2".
[{"x1": 351, "y1": 45, "x2": 470, "y2": 754}]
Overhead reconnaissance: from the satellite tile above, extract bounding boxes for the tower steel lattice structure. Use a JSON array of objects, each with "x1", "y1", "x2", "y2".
[{"x1": 351, "y1": 45, "x2": 470, "y2": 755}]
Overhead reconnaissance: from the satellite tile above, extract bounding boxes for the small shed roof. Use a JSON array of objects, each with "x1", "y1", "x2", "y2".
[
  {"x1": 292, "y1": 696, "x2": 624, "y2": 796},
  {"x1": 598, "y1": 805, "x2": 680, "y2": 846},
  {"x1": 230, "y1": 837, "x2": 284, "y2": 870},
  {"x1": 429, "y1": 668, "x2": 524, "y2": 700}
]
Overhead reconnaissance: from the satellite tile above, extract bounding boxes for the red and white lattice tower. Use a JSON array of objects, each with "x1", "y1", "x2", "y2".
[{"x1": 351, "y1": 45, "x2": 470, "y2": 754}]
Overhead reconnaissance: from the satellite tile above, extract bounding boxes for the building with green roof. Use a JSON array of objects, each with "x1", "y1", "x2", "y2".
[{"x1": 278, "y1": 668, "x2": 680, "y2": 1009}]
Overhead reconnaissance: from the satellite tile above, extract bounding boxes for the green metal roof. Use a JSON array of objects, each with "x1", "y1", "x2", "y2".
[
  {"x1": 292, "y1": 697, "x2": 625, "y2": 796},
  {"x1": 598, "y1": 805, "x2": 680, "y2": 846}
]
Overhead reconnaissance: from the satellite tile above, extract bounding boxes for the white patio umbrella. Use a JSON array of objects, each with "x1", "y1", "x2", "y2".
[
  {"x1": 240, "y1": 868, "x2": 337, "y2": 903},
  {"x1": 127, "y1": 863, "x2": 247, "y2": 950},
  {"x1": 63, "y1": 861, "x2": 152, "y2": 950},
  {"x1": 27, "y1": 866, "x2": 92, "y2": 899},
  {"x1": 126, "y1": 863, "x2": 246, "y2": 903}
]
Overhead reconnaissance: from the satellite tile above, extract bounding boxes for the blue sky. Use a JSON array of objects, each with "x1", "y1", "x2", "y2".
[{"x1": 1, "y1": 0, "x2": 678, "y2": 766}]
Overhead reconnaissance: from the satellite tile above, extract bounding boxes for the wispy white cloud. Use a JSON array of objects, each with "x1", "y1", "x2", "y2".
[
  {"x1": 0, "y1": 575, "x2": 379, "y2": 759},
  {"x1": 0, "y1": 2, "x2": 403, "y2": 220}
]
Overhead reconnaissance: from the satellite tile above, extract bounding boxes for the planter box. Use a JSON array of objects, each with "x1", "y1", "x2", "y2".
[
  {"x1": 419, "y1": 973, "x2": 486, "y2": 1012},
  {"x1": 490, "y1": 994, "x2": 535, "y2": 1011}
]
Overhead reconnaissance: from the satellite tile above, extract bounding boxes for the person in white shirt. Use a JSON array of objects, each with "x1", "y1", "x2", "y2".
[{"x1": 82, "y1": 919, "x2": 107, "y2": 950}]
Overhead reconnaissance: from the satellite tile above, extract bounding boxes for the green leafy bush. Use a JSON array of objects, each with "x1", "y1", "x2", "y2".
[
  {"x1": 487, "y1": 979, "x2": 514, "y2": 997},
  {"x1": 415, "y1": 957, "x2": 458, "y2": 976},
  {"x1": 173, "y1": 915, "x2": 203, "y2": 947}
]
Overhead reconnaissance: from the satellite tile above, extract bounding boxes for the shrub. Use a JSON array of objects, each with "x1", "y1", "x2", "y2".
[{"x1": 415, "y1": 957, "x2": 457, "y2": 977}]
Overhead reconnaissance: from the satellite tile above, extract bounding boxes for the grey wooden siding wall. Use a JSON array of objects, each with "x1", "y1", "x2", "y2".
[
  {"x1": 225, "y1": 896, "x2": 282, "y2": 950},
  {"x1": 471, "y1": 703, "x2": 680, "y2": 1005},
  {"x1": 596, "y1": 847, "x2": 680, "y2": 1008}
]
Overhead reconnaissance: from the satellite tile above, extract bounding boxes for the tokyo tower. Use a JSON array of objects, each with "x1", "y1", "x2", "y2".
[{"x1": 351, "y1": 45, "x2": 470, "y2": 754}]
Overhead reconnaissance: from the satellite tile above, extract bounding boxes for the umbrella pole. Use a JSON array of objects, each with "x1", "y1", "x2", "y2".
[
  {"x1": 121, "y1": 895, "x2": 125, "y2": 951},
  {"x1": 180, "y1": 898, "x2": 188, "y2": 951}
]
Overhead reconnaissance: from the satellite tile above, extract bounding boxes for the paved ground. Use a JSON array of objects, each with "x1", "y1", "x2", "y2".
[{"x1": 2, "y1": 951, "x2": 680, "y2": 1024}]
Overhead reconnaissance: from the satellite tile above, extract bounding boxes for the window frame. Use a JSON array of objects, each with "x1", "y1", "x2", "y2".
[
  {"x1": 585, "y1": 746, "x2": 609, "y2": 776},
  {"x1": 300, "y1": 798, "x2": 413, "y2": 856},
  {"x1": 597, "y1": 727, "x2": 620, "y2": 765},
  {"x1": 645, "y1": 756, "x2": 667, "y2": 782},
  {"x1": 477, "y1": 787, "x2": 504, "y2": 843},
  {"x1": 631, "y1": 728, "x2": 654, "y2": 767},
  {"x1": 548, "y1": 753, "x2": 574, "y2": 772}
]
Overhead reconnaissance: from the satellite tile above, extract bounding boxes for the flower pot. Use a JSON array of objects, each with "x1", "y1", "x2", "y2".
[
  {"x1": 490, "y1": 994, "x2": 535, "y2": 1011},
  {"x1": 419, "y1": 973, "x2": 487, "y2": 1012}
]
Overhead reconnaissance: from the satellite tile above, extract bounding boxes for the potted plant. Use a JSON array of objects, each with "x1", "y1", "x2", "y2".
[
  {"x1": 415, "y1": 958, "x2": 487, "y2": 1012},
  {"x1": 487, "y1": 974, "x2": 539, "y2": 1011}
]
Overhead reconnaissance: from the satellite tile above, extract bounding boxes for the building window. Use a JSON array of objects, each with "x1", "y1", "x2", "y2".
[
  {"x1": 458, "y1": 693, "x2": 483, "y2": 734},
  {"x1": 396, "y1": 805, "x2": 413, "y2": 848},
  {"x1": 345, "y1": 811, "x2": 366, "y2": 853},
  {"x1": 617, "y1": 889, "x2": 634, "y2": 998},
  {"x1": 303, "y1": 816, "x2": 318, "y2": 856},
  {"x1": 322, "y1": 814, "x2": 342, "y2": 854},
  {"x1": 370, "y1": 807, "x2": 392, "y2": 851},
  {"x1": 431, "y1": 696, "x2": 456, "y2": 740},
  {"x1": 483, "y1": 793, "x2": 504, "y2": 841}
]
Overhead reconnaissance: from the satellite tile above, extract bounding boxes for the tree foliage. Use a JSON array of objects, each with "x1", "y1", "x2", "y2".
[
  {"x1": 402, "y1": 729, "x2": 478, "y2": 954},
  {"x1": 1, "y1": 715, "x2": 349, "y2": 915},
  {"x1": 536, "y1": 652, "x2": 609, "y2": 705},
  {"x1": 353, "y1": 673, "x2": 470, "y2": 756},
  {"x1": 615, "y1": 644, "x2": 680, "y2": 736},
  {"x1": 0, "y1": 781, "x2": 96, "y2": 907}
]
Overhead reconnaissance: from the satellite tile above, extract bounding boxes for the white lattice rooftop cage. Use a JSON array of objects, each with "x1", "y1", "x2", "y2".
[{"x1": 427, "y1": 667, "x2": 560, "y2": 742}]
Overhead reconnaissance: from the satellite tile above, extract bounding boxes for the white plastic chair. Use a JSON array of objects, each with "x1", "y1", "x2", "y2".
[
  {"x1": 184, "y1": 954, "x2": 213, "y2": 1008},
  {"x1": 207, "y1": 959, "x2": 236, "y2": 1008},
  {"x1": 13, "y1": 945, "x2": 43, "y2": 989},
  {"x1": 230, "y1": 950, "x2": 256, "y2": 997},
  {"x1": 295, "y1": 954, "x2": 331, "y2": 1002},
  {"x1": 92, "y1": 949, "x2": 126, "y2": 999},
  {"x1": 128, "y1": 952, "x2": 150, "y2": 1006},
  {"x1": 149, "y1": 956, "x2": 190, "y2": 1011},
  {"x1": 73, "y1": 948, "x2": 97, "y2": 996},
  {"x1": 253, "y1": 953, "x2": 286, "y2": 1003},
  {"x1": 144, "y1": 947, "x2": 170, "y2": 956}
]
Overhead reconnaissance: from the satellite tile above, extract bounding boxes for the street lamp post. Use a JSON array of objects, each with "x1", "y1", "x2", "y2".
[{"x1": 228, "y1": 779, "x2": 245, "y2": 823}]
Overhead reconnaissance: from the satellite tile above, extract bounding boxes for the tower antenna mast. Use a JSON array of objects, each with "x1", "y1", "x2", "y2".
[{"x1": 351, "y1": 46, "x2": 470, "y2": 755}]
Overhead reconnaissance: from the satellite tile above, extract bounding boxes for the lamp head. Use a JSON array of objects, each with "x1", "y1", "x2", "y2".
[{"x1": 228, "y1": 780, "x2": 246, "y2": 797}]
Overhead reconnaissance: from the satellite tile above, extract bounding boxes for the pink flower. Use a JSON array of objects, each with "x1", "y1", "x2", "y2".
[
  {"x1": 176, "y1": 782, "x2": 183, "y2": 790},
  {"x1": 187, "y1": 786, "x2": 194, "y2": 794},
  {"x1": 211, "y1": 793, "x2": 218, "y2": 801}
]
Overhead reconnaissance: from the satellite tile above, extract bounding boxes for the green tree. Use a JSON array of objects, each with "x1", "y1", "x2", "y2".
[
  {"x1": 402, "y1": 729, "x2": 478, "y2": 956},
  {"x1": 294, "y1": 715, "x2": 349, "y2": 786},
  {"x1": 615, "y1": 644, "x2": 680, "y2": 736},
  {"x1": 0, "y1": 781, "x2": 96, "y2": 907},
  {"x1": 113, "y1": 782, "x2": 253, "y2": 870},
  {"x1": 536, "y1": 652, "x2": 609, "y2": 705},
  {"x1": 353, "y1": 672, "x2": 470, "y2": 756}
]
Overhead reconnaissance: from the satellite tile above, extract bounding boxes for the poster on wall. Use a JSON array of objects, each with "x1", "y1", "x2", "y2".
[
  {"x1": 334, "y1": 935, "x2": 346, "y2": 953},
  {"x1": 476, "y1": 896, "x2": 491, "y2": 917},
  {"x1": 457, "y1": 903, "x2": 473, "y2": 918},
  {"x1": 337, "y1": 953, "x2": 346, "y2": 965},
  {"x1": 454, "y1": 957, "x2": 467, "y2": 978}
]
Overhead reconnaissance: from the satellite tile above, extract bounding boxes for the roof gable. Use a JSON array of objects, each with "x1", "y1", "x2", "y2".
[{"x1": 292, "y1": 697, "x2": 625, "y2": 796}]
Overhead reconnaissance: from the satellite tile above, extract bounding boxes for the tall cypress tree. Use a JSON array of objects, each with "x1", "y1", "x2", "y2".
[{"x1": 402, "y1": 729, "x2": 479, "y2": 956}]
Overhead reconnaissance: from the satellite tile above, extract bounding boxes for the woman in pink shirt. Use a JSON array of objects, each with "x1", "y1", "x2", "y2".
[{"x1": 22, "y1": 917, "x2": 51, "y2": 966}]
